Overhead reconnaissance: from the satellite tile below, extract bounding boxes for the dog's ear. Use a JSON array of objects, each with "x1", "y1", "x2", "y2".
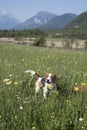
[
  {"x1": 45, "y1": 73, "x2": 48, "y2": 79},
  {"x1": 52, "y1": 74, "x2": 59, "y2": 83}
]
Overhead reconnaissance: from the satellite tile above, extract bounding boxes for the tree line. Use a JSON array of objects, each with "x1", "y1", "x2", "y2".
[
  {"x1": 0, "y1": 29, "x2": 87, "y2": 40},
  {"x1": 0, "y1": 29, "x2": 46, "y2": 38}
]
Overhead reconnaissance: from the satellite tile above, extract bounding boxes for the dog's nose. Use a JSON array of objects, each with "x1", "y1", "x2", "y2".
[{"x1": 47, "y1": 79, "x2": 49, "y2": 83}]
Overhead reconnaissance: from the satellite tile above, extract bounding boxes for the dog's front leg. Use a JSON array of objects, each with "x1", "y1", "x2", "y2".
[
  {"x1": 35, "y1": 86, "x2": 40, "y2": 94},
  {"x1": 43, "y1": 86, "x2": 48, "y2": 99}
]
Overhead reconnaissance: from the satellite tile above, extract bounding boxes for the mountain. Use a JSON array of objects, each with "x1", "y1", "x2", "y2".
[
  {"x1": 40, "y1": 13, "x2": 77, "y2": 30},
  {"x1": 0, "y1": 11, "x2": 21, "y2": 30},
  {"x1": 65, "y1": 12, "x2": 87, "y2": 29},
  {"x1": 15, "y1": 11, "x2": 57, "y2": 30},
  {"x1": 0, "y1": 10, "x2": 78, "y2": 30}
]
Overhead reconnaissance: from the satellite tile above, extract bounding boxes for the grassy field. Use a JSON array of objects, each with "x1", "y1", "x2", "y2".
[{"x1": 0, "y1": 42, "x2": 87, "y2": 130}]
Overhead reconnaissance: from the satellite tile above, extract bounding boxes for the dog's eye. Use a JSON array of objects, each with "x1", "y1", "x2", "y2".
[{"x1": 51, "y1": 76, "x2": 53, "y2": 79}]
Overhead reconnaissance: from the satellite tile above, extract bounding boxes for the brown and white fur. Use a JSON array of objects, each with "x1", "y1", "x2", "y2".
[{"x1": 25, "y1": 70, "x2": 59, "y2": 99}]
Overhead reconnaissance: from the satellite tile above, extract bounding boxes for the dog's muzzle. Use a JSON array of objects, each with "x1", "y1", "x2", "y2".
[{"x1": 46, "y1": 79, "x2": 51, "y2": 84}]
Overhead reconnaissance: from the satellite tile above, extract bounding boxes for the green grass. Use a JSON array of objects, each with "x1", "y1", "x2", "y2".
[{"x1": 0, "y1": 42, "x2": 87, "y2": 130}]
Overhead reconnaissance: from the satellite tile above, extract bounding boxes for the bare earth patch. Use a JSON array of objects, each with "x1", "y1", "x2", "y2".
[
  {"x1": 0, "y1": 37, "x2": 85, "y2": 49},
  {"x1": 0, "y1": 37, "x2": 34, "y2": 45},
  {"x1": 47, "y1": 39, "x2": 85, "y2": 49}
]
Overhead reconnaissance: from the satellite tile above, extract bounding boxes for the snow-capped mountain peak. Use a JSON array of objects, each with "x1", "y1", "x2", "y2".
[
  {"x1": 15, "y1": 11, "x2": 57, "y2": 29},
  {"x1": 0, "y1": 10, "x2": 9, "y2": 16},
  {"x1": 0, "y1": 10, "x2": 21, "y2": 30}
]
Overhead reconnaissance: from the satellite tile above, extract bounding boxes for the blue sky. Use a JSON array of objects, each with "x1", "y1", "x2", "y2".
[{"x1": 0, "y1": 0, "x2": 87, "y2": 21}]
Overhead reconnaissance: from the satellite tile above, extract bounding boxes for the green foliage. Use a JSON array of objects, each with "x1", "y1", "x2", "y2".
[
  {"x1": 84, "y1": 40, "x2": 87, "y2": 49},
  {"x1": 0, "y1": 29, "x2": 46, "y2": 38},
  {"x1": 65, "y1": 12, "x2": 87, "y2": 30},
  {"x1": 33, "y1": 36, "x2": 46, "y2": 47},
  {"x1": 0, "y1": 43, "x2": 87, "y2": 130},
  {"x1": 15, "y1": 37, "x2": 23, "y2": 41},
  {"x1": 62, "y1": 39, "x2": 74, "y2": 49}
]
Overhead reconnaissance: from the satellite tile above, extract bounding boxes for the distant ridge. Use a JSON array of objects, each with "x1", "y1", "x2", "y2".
[
  {"x1": 1, "y1": 10, "x2": 87, "y2": 30},
  {"x1": 65, "y1": 12, "x2": 87, "y2": 29},
  {"x1": 40, "y1": 13, "x2": 77, "y2": 30}
]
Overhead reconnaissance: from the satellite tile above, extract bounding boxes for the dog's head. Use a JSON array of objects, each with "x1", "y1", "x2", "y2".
[{"x1": 45, "y1": 73, "x2": 59, "y2": 84}]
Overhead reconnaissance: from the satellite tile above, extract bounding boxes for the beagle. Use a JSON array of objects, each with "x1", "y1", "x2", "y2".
[{"x1": 25, "y1": 70, "x2": 59, "y2": 99}]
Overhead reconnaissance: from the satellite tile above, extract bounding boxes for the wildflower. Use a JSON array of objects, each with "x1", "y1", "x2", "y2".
[
  {"x1": 14, "y1": 116, "x2": 17, "y2": 119},
  {"x1": 21, "y1": 59, "x2": 24, "y2": 62},
  {"x1": 51, "y1": 115, "x2": 55, "y2": 119},
  {"x1": 55, "y1": 91, "x2": 59, "y2": 95},
  {"x1": 14, "y1": 81, "x2": 18, "y2": 85},
  {"x1": 73, "y1": 86, "x2": 79, "y2": 92},
  {"x1": 82, "y1": 126, "x2": 84, "y2": 129},
  {"x1": 9, "y1": 74, "x2": 12, "y2": 77},
  {"x1": 8, "y1": 64, "x2": 11, "y2": 67},
  {"x1": 51, "y1": 112, "x2": 55, "y2": 119},
  {"x1": 6, "y1": 80, "x2": 12, "y2": 85},
  {"x1": 20, "y1": 106, "x2": 23, "y2": 110},
  {"x1": 3, "y1": 79, "x2": 10, "y2": 83},
  {"x1": 25, "y1": 63, "x2": 28, "y2": 66},
  {"x1": 51, "y1": 112, "x2": 55, "y2": 115},
  {"x1": 0, "y1": 115, "x2": 2, "y2": 119},
  {"x1": 81, "y1": 82, "x2": 86, "y2": 86},
  {"x1": 79, "y1": 118, "x2": 83, "y2": 121},
  {"x1": 66, "y1": 100, "x2": 69, "y2": 103},
  {"x1": 75, "y1": 83, "x2": 78, "y2": 86},
  {"x1": 32, "y1": 126, "x2": 36, "y2": 130}
]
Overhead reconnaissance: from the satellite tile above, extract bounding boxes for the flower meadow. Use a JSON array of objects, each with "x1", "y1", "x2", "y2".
[{"x1": 0, "y1": 42, "x2": 87, "y2": 130}]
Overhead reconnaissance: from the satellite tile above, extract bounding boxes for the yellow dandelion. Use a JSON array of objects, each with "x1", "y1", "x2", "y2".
[
  {"x1": 51, "y1": 112, "x2": 55, "y2": 115},
  {"x1": 51, "y1": 112, "x2": 55, "y2": 119},
  {"x1": 66, "y1": 100, "x2": 69, "y2": 103},
  {"x1": 14, "y1": 64, "x2": 16, "y2": 66},
  {"x1": 14, "y1": 81, "x2": 18, "y2": 85},
  {"x1": 51, "y1": 115, "x2": 55, "y2": 119},
  {"x1": 32, "y1": 126, "x2": 36, "y2": 130},
  {"x1": 6, "y1": 80, "x2": 12, "y2": 85},
  {"x1": 73, "y1": 86, "x2": 79, "y2": 92},
  {"x1": 55, "y1": 91, "x2": 59, "y2": 95},
  {"x1": 0, "y1": 115, "x2": 2, "y2": 119},
  {"x1": 81, "y1": 82, "x2": 86, "y2": 86},
  {"x1": 8, "y1": 64, "x2": 11, "y2": 67}
]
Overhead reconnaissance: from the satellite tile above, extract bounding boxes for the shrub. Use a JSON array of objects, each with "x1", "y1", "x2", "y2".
[
  {"x1": 62, "y1": 39, "x2": 73, "y2": 49},
  {"x1": 15, "y1": 37, "x2": 23, "y2": 41},
  {"x1": 84, "y1": 40, "x2": 87, "y2": 49},
  {"x1": 33, "y1": 36, "x2": 46, "y2": 47}
]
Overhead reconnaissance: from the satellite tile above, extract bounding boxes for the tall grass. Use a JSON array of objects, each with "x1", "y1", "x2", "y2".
[{"x1": 0, "y1": 42, "x2": 87, "y2": 130}]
